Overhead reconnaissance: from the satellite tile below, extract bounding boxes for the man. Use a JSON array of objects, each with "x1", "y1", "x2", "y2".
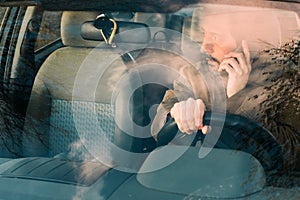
[{"x1": 151, "y1": 9, "x2": 300, "y2": 173}]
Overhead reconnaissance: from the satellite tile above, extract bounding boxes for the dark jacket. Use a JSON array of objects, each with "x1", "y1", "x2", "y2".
[{"x1": 151, "y1": 49, "x2": 300, "y2": 172}]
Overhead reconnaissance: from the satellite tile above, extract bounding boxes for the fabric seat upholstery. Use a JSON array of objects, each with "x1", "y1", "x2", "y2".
[{"x1": 23, "y1": 11, "x2": 151, "y2": 161}]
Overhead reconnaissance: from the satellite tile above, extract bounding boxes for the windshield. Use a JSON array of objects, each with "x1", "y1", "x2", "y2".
[{"x1": 0, "y1": 1, "x2": 299, "y2": 200}]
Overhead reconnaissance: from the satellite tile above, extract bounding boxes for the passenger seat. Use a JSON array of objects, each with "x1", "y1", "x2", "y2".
[{"x1": 23, "y1": 11, "x2": 151, "y2": 163}]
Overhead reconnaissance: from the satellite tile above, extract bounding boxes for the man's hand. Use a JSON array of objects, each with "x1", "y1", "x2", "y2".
[
  {"x1": 170, "y1": 98, "x2": 209, "y2": 135},
  {"x1": 219, "y1": 40, "x2": 251, "y2": 97}
]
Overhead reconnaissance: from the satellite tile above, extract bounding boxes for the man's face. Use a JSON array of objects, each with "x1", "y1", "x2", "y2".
[{"x1": 200, "y1": 17, "x2": 237, "y2": 64}]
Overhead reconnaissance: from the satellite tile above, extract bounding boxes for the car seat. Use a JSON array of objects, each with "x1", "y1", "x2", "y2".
[{"x1": 22, "y1": 11, "x2": 153, "y2": 164}]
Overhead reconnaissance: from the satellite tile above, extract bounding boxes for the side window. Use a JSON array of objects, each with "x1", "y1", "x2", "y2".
[
  {"x1": 0, "y1": 7, "x2": 6, "y2": 20},
  {"x1": 0, "y1": 6, "x2": 24, "y2": 81},
  {"x1": 34, "y1": 11, "x2": 62, "y2": 51}
]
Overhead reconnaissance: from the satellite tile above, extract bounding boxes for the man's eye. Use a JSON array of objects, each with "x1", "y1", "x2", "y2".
[{"x1": 212, "y1": 35, "x2": 217, "y2": 41}]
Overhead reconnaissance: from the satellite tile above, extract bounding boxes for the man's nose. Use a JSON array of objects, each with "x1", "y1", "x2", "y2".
[
  {"x1": 201, "y1": 43, "x2": 214, "y2": 54},
  {"x1": 201, "y1": 45, "x2": 207, "y2": 53},
  {"x1": 200, "y1": 35, "x2": 213, "y2": 53},
  {"x1": 200, "y1": 44, "x2": 206, "y2": 53}
]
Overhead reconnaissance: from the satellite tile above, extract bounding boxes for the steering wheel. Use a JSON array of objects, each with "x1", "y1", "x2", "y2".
[{"x1": 156, "y1": 111, "x2": 283, "y2": 173}]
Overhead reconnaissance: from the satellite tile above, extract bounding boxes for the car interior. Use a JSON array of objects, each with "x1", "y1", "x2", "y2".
[
  {"x1": 21, "y1": 0, "x2": 300, "y2": 177},
  {"x1": 0, "y1": 1, "x2": 299, "y2": 199},
  {"x1": 22, "y1": 4, "x2": 300, "y2": 155}
]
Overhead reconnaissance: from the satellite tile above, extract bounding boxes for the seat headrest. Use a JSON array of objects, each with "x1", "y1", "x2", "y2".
[
  {"x1": 190, "y1": 4, "x2": 300, "y2": 54},
  {"x1": 61, "y1": 11, "x2": 151, "y2": 47}
]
